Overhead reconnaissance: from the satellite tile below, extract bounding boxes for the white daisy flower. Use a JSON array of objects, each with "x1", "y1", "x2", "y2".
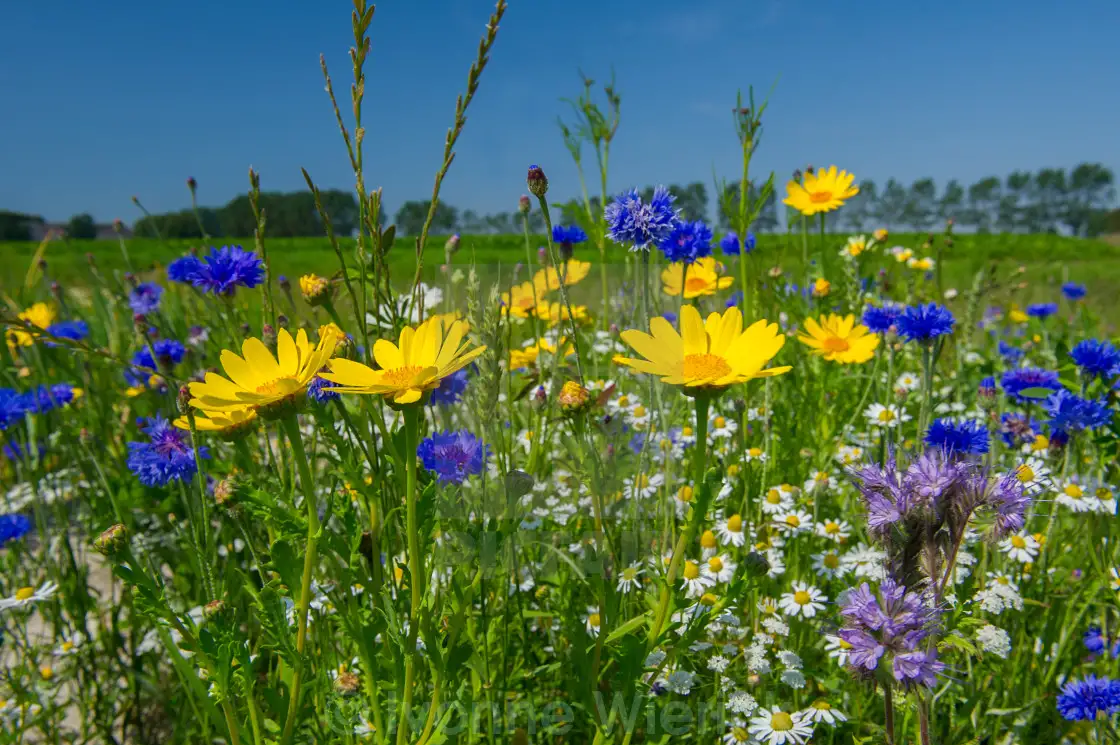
[
  {"x1": 812, "y1": 549, "x2": 847, "y2": 579},
  {"x1": 53, "y1": 632, "x2": 84, "y2": 657},
  {"x1": 1000, "y1": 531, "x2": 1039, "y2": 563},
  {"x1": 800, "y1": 699, "x2": 848, "y2": 726},
  {"x1": 760, "y1": 485, "x2": 794, "y2": 515},
  {"x1": 702, "y1": 554, "x2": 736, "y2": 584},
  {"x1": 1011, "y1": 457, "x2": 1050, "y2": 493},
  {"x1": 835, "y1": 444, "x2": 865, "y2": 465},
  {"x1": 749, "y1": 707, "x2": 814, "y2": 745},
  {"x1": 743, "y1": 445, "x2": 768, "y2": 463},
  {"x1": 710, "y1": 413, "x2": 738, "y2": 439},
  {"x1": 775, "y1": 510, "x2": 812, "y2": 535},
  {"x1": 895, "y1": 372, "x2": 920, "y2": 391},
  {"x1": 747, "y1": 404, "x2": 769, "y2": 422},
  {"x1": 715, "y1": 513, "x2": 746, "y2": 547},
  {"x1": 0, "y1": 581, "x2": 59, "y2": 610},
  {"x1": 803, "y1": 470, "x2": 837, "y2": 493},
  {"x1": 864, "y1": 402, "x2": 910, "y2": 428},
  {"x1": 815, "y1": 517, "x2": 851, "y2": 543},
  {"x1": 681, "y1": 561, "x2": 714, "y2": 598},
  {"x1": 584, "y1": 607, "x2": 602, "y2": 637},
  {"x1": 623, "y1": 472, "x2": 664, "y2": 500},
  {"x1": 824, "y1": 634, "x2": 852, "y2": 666},
  {"x1": 723, "y1": 721, "x2": 755, "y2": 744},
  {"x1": 779, "y1": 582, "x2": 827, "y2": 618},
  {"x1": 1055, "y1": 479, "x2": 1096, "y2": 513},
  {"x1": 616, "y1": 563, "x2": 644, "y2": 594}
]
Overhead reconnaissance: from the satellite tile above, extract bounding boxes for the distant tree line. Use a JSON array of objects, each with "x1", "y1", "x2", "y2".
[{"x1": 129, "y1": 190, "x2": 361, "y2": 239}]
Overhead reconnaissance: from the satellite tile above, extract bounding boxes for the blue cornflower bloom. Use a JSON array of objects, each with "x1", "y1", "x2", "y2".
[
  {"x1": 725, "y1": 290, "x2": 744, "y2": 309},
  {"x1": 925, "y1": 419, "x2": 990, "y2": 456},
  {"x1": 126, "y1": 415, "x2": 208, "y2": 487},
  {"x1": 1043, "y1": 389, "x2": 1112, "y2": 435},
  {"x1": 417, "y1": 430, "x2": 489, "y2": 485},
  {"x1": 862, "y1": 305, "x2": 902, "y2": 334},
  {"x1": 307, "y1": 369, "x2": 339, "y2": 404},
  {"x1": 604, "y1": 186, "x2": 680, "y2": 251},
  {"x1": 0, "y1": 389, "x2": 30, "y2": 430},
  {"x1": 659, "y1": 219, "x2": 713, "y2": 264},
  {"x1": 3, "y1": 440, "x2": 45, "y2": 462},
  {"x1": 45, "y1": 320, "x2": 89, "y2": 345},
  {"x1": 26, "y1": 384, "x2": 76, "y2": 413},
  {"x1": 1070, "y1": 339, "x2": 1120, "y2": 381},
  {"x1": 1056, "y1": 675, "x2": 1120, "y2": 721},
  {"x1": 428, "y1": 368, "x2": 470, "y2": 406},
  {"x1": 662, "y1": 311, "x2": 678, "y2": 325},
  {"x1": 129, "y1": 282, "x2": 164, "y2": 315},
  {"x1": 1000, "y1": 368, "x2": 1061, "y2": 402},
  {"x1": 0, "y1": 514, "x2": 32, "y2": 546},
  {"x1": 187, "y1": 246, "x2": 265, "y2": 296},
  {"x1": 897, "y1": 303, "x2": 955, "y2": 343},
  {"x1": 1026, "y1": 302, "x2": 1058, "y2": 319},
  {"x1": 1084, "y1": 626, "x2": 1107, "y2": 655},
  {"x1": 998, "y1": 340, "x2": 1025, "y2": 364},
  {"x1": 131, "y1": 339, "x2": 187, "y2": 372},
  {"x1": 719, "y1": 231, "x2": 756, "y2": 256},
  {"x1": 979, "y1": 376, "x2": 997, "y2": 398},
  {"x1": 167, "y1": 255, "x2": 204, "y2": 284},
  {"x1": 1061, "y1": 282, "x2": 1087, "y2": 301},
  {"x1": 551, "y1": 225, "x2": 588, "y2": 247}
]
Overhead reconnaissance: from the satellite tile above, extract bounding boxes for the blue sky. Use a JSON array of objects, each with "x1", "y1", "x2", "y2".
[{"x1": 3, "y1": 0, "x2": 1118, "y2": 224}]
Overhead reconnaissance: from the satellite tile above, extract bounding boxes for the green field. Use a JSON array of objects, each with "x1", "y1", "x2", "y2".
[{"x1": 4, "y1": 232, "x2": 1119, "y2": 326}]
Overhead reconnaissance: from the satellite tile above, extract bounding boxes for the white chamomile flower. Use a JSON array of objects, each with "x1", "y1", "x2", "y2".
[
  {"x1": 0, "y1": 581, "x2": 59, "y2": 610},
  {"x1": 624, "y1": 472, "x2": 664, "y2": 500},
  {"x1": 824, "y1": 634, "x2": 852, "y2": 666},
  {"x1": 743, "y1": 445, "x2": 768, "y2": 463},
  {"x1": 749, "y1": 707, "x2": 814, "y2": 745},
  {"x1": 864, "y1": 402, "x2": 910, "y2": 428},
  {"x1": 800, "y1": 699, "x2": 847, "y2": 726},
  {"x1": 710, "y1": 413, "x2": 738, "y2": 439},
  {"x1": 617, "y1": 563, "x2": 644, "y2": 593},
  {"x1": 681, "y1": 561, "x2": 714, "y2": 598},
  {"x1": 584, "y1": 607, "x2": 602, "y2": 637},
  {"x1": 715, "y1": 513, "x2": 746, "y2": 547},
  {"x1": 707, "y1": 654, "x2": 731, "y2": 673},
  {"x1": 803, "y1": 469, "x2": 837, "y2": 493},
  {"x1": 1011, "y1": 457, "x2": 1050, "y2": 493},
  {"x1": 760, "y1": 485, "x2": 794, "y2": 514},
  {"x1": 354, "y1": 717, "x2": 378, "y2": 738},
  {"x1": 815, "y1": 517, "x2": 851, "y2": 543},
  {"x1": 895, "y1": 372, "x2": 920, "y2": 391},
  {"x1": 775, "y1": 510, "x2": 812, "y2": 535},
  {"x1": 835, "y1": 444, "x2": 865, "y2": 465},
  {"x1": 812, "y1": 549, "x2": 847, "y2": 579},
  {"x1": 672, "y1": 484, "x2": 697, "y2": 517},
  {"x1": 702, "y1": 554, "x2": 736, "y2": 584},
  {"x1": 1000, "y1": 531, "x2": 1039, "y2": 563},
  {"x1": 666, "y1": 669, "x2": 695, "y2": 695},
  {"x1": 779, "y1": 582, "x2": 827, "y2": 618},
  {"x1": 54, "y1": 632, "x2": 84, "y2": 656}
]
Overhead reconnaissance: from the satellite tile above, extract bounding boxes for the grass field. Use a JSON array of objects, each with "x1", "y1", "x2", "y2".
[{"x1": 4, "y1": 231, "x2": 1120, "y2": 327}]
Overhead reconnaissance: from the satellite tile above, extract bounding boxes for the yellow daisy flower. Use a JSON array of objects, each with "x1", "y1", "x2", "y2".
[
  {"x1": 299, "y1": 274, "x2": 331, "y2": 305},
  {"x1": 661, "y1": 257, "x2": 734, "y2": 298},
  {"x1": 1008, "y1": 304, "x2": 1028, "y2": 323},
  {"x1": 798, "y1": 314, "x2": 879, "y2": 364},
  {"x1": 188, "y1": 327, "x2": 341, "y2": 416},
  {"x1": 501, "y1": 281, "x2": 546, "y2": 319},
  {"x1": 6, "y1": 302, "x2": 56, "y2": 347},
  {"x1": 783, "y1": 166, "x2": 859, "y2": 216},
  {"x1": 320, "y1": 316, "x2": 486, "y2": 405},
  {"x1": 613, "y1": 305, "x2": 790, "y2": 392},
  {"x1": 534, "y1": 301, "x2": 589, "y2": 326},
  {"x1": 174, "y1": 407, "x2": 258, "y2": 438},
  {"x1": 812, "y1": 278, "x2": 831, "y2": 297},
  {"x1": 533, "y1": 259, "x2": 590, "y2": 291}
]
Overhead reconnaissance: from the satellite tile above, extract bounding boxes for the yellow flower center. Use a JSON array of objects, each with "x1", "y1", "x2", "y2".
[
  {"x1": 685, "y1": 277, "x2": 712, "y2": 293},
  {"x1": 682, "y1": 353, "x2": 732, "y2": 380},
  {"x1": 682, "y1": 427, "x2": 694, "y2": 437},
  {"x1": 824, "y1": 553, "x2": 840, "y2": 569},
  {"x1": 61, "y1": 641, "x2": 74, "y2": 652},
  {"x1": 727, "y1": 514, "x2": 742, "y2": 532},
  {"x1": 700, "y1": 592, "x2": 718, "y2": 606},
  {"x1": 770, "y1": 711, "x2": 795, "y2": 731},
  {"x1": 588, "y1": 613, "x2": 600, "y2": 628},
  {"x1": 878, "y1": 409, "x2": 896, "y2": 422},
  {"x1": 794, "y1": 590, "x2": 812, "y2": 605},
  {"x1": 749, "y1": 447, "x2": 763, "y2": 457},
  {"x1": 996, "y1": 576, "x2": 1009, "y2": 585},
  {"x1": 1033, "y1": 532, "x2": 1045, "y2": 545},
  {"x1": 1063, "y1": 485, "x2": 1083, "y2": 498},
  {"x1": 381, "y1": 366, "x2": 426, "y2": 389},
  {"x1": 1011, "y1": 535, "x2": 1026, "y2": 549},
  {"x1": 617, "y1": 396, "x2": 630, "y2": 407},
  {"x1": 809, "y1": 191, "x2": 833, "y2": 204},
  {"x1": 731, "y1": 726, "x2": 751, "y2": 741},
  {"x1": 839, "y1": 639, "x2": 853, "y2": 650},
  {"x1": 1097, "y1": 488, "x2": 1112, "y2": 500},
  {"x1": 622, "y1": 567, "x2": 638, "y2": 580},
  {"x1": 709, "y1": 557, "x2": 724, "y2": 572},
  {"x1": 785, "y1": 515, "x2": 801, "y2": 528},
  {"x1": 683, "y1": 561, "x2": 700, "y2": 580},
  {"x1": 728, "y1": 464, "x2": 741, "y2": 477},
  {"x1": 677, "y1": 486, "x2": 694, "y2": 503},
  {"x1": 701, "y1": 530, "x2": 718, "y2": 548},
  {"x1": 715, "y1": 416, "x2": 726, "y2": 428},
  {"x1": 825, "y1": 521, "x2": 841, "y2": 534},
  {"x1": 1031, "y1": 435, "x2": 1049, "y2": 452},
  {"x1": 15, "y1": 587, "x2": 34, "y2": 601},
  {"x1": 766, "y1": 489, "x2": 782, "y2": 504},
  {"x1": 635, "y1": 474, "x2": 650, "y2": 489},
  {"x1": 1016, "y1": 466, "x2": 1035, "y2": 483},
  {"x1": 812, "y1": 700, "x2": 832, "y2": 710},
  {"x1": 40, "y1": 665, "x2": 53, "y2": 680}
]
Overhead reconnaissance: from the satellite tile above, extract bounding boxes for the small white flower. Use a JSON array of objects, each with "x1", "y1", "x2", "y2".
[
  {"x1": 707, "y1": 654, "x2": 731, "y2": 673},
  {"x1": 781, "y1": 669, "x2": 806, "y2": 688},
  {"x1": 749, "y1": 707, "x2": 814, "y2": 745},
  {"x1": 999, "y1": 531, "x2": 1039, "y2": 563},
  {"x1": 814, "y1": 517, "x2": 851, "y2": 543},
  {"x1": 812, "y1": 549, "x2": 847, "y2": 579},
  {"x1": 0, "y1": 581, "x2": 59, "y2": 610},
  {"x1": 584, "y1": 607, "x2": 602, "y2": 637},
  {"x1": 681, "y1": 561, "x2": 714, "y2": 598},
  {"x1": 727, "y1": 690, "x2": 759, "y2": 716},
  {"x1": 864, "y1": 402, "x2": 911, "y2": 428},
  {"x1": 53, "y1": 631, "x2": 84, "y2": 657},
  {"x1": 976, "y1": 623, "x2": 1011, "y2": 659},
  {"x1": 715, "y1": 513, "x2": 746, "y2": 547},
  {"x1": 800, "y1": 699, "x2": 848, "y2": 725},
  {"x1": 779, "y1": 582, "x2": 827, "y2": 618},
  {"x1": 616, "y1": 563, "x2": 644, "y2": 593},
  {"x1": 666, "y1": 670, "x2": 695, "y2": 695},
  {"x1": 824, "y1": 634, "x2": 852, "y2": 666},
  {"x1": 702, "y1": 554, "x2": 736, "y2": 584},
  {"x1": 623, "y1": 472, "x2": 664, "y2": 500},
  {"x1": 760, "y1": 484, "x2": 795, "y2": 514},
  {"x1": 895, "y1": 372, "x2": 920, "y2": 391},
  {"x1": 775, "y1": 510, "x2": 812, "y2": 535}
]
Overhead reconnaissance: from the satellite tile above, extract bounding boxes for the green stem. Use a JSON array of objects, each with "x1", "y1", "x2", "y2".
[
  {"x1": 397, "y1": 404, "x2": 423, "y2": 745},
  {"x1": 279, "y1": 416, "x2": 321, "y2": 745}
]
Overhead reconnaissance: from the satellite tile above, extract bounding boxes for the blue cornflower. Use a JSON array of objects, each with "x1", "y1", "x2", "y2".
[
  {"x1": 129, "y1": 282, "x2": 164, "y2": 315},
  {"x1": 604, "y1": 186, "x2": 680, "y2": 251},
  {"x1": 1056, "y1": 675, "x2": 1120, "y2": 721},
  {"x1": 1062, "y1": 282, "x2": 1087, "y2": 301},
  {"x1": 1070, "y1": 339, "x2": 1120, "y2": 381},
  {"x1": 1026, "y1": 302, "x2": 1058, "y2": 319},
  {"x1": 417, "y1": 430, "x2": 489, "y2": 485},
  {"x1": 1000, "y1": 368, "x2": 1061, "y2": 402},
  {"x1": 1084, "y1": 626, "x2": 1107, "y2": 655},
  {"x1": 719, "y1": 231, "x2": 756, "y2": 256},
  {"x1": 997, "y1": 340, "x2": 1025, "y2": 364},
  {"x1": 1043, "y1": 389, "x2": 1112, "y2": 435},
  {"x1": 659, "y1": 219, "x2": 713, "y2": 264},
  {"x1": 552, "y1": 225, "x2": 588, "y2": 247},
  {"x1": 45, "y1": 320, "x2": 89, "y2": 345},
  {"x1": 979, "y1": 376, "x2": 997, "y2": 398},
  {"x1": 999, "y1": 412, "x2": 1040, "y2": 446},
  {"x1": 167, "y1": 255, "x2": 204, "y2": 284},
  {"x1": 925, "y1": 419, "x2": 990, "y2": 456},
  {"x1": 187, "y1": 246, "x2": 265, "y2": 296},
  {"x1": 428, "y1": 368, "x2": 470, "y2": 406},
  {"x1": 26, "y1": 384, "x2": 76, "y2": 413},
  {"x1": 306, "y1": 369, "x2": 339, "y2": 404},
  {"x1": 628, "y1": 430, "x2": 647, "y2": 454},
  {"x1": 725, "y1": 290, "x2": 744, "y2": 309},
  {"x1": 0, "y1": 514, "x2": 32, "y2": 547},
  {"x1": 126, "y1": 415, "x2": 208, "y2": 487},
  {"x1": 0, "y1": 389, "x2": 30, "y2": 430},
  {"x1": 896, "y1": 303, "x2": 955, "y2": 343},
  {"x1": 131, "y1": 339, "x2": 187, "y2": 372},
  {"x1": 662, "y1": 311, "x2": 678, "y2": 325},
  {"x1": 862, "y1": 305, "x2": 902, "y2": 334},
  {"x1": 3, "y1": 440, "x2": 45, "y2": 462}
]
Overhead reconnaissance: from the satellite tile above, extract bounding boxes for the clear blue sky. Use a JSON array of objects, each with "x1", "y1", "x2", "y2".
[{"x1": 3, "y1": 0, "x2": 1118, "y2": 224}]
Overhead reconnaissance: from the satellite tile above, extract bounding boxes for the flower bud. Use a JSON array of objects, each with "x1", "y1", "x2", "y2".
[
  {"x1": 299, "y1": 274, "x2": 332, "y2": 307},
  {"x1": 537, "y1": 247, "x2": 547, "y2": 263},
  {"x1": 518, "y1": 195, "x2": 531, "y2": 215},
  {"x1": 557, "y1": 381, "x2": 590, "y2": 412},
  {"x1": 335, "y1": 670, "x2": 361, "y2": 697},
  {"x1": 261, "y1": 324, "x2": 276, "y2": 351},
  {"x1": 177, "y1": 385, "x2": 192, "y2": 414},
  {"x1": 187, "y1": 176, "x2": 198, "y2": 192},
  {"x1": 214, "y1": 477, "x2": 238, "y2": 507},
  {"x1": 741, "y1": 551, "x2": 770, "y2": 579},
  {"x1": 94, "y1": 524, "x2": 127, "y2": 557},
  {"x1": 444, "y1": 233, "x2": 461, "y2": 256},
  {"x1": 278, "y1": 275, "x2": 291, "y2": 291},
  {"x1": 526, "y1": 164, "x2": 548, "y2": 198},
  {"x1": 203, "y1": 599, "x2": 227, "y2": 620}
]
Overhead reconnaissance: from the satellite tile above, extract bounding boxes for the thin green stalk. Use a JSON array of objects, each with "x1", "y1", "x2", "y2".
[
  {"x1": 279, "y1": 415, "x2": 321, "y2": 745},
  {"x1": 397, "y1": 404, "x2": 423, "y2": 745}
]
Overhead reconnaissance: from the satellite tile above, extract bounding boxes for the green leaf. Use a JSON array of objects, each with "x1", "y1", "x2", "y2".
[
  {"x1": 268, "y1": 539, "x2": 303, "y2": 594},
  {"x1": 604, "y1": 612, "x2": 649, "y2": 645},
  {"x1": 1017, "y1": 386, "x2": 1057, "y2": 400}
]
